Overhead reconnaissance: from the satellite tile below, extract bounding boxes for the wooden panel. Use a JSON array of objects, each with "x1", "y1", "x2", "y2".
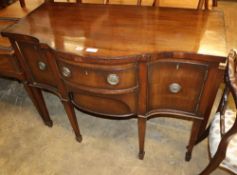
[
  {"x1": 148, "y1": 59, "x2": 208, "y2": 114},
  {"x1": 18, "y1": 42, "x2": 58, "y2": 87},
  {"x1": 72, "y1": 90, "x2": 137, "y2": 116},
  {"x1": 57, "y1": 59, "x2": 138, "y2": 90}
]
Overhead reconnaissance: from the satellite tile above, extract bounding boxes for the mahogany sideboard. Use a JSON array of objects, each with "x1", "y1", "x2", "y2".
[{"x1": 2, "y1": 2, "x2": 227, "y2": 160}]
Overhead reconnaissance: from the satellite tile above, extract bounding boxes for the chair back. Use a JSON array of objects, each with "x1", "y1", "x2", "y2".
[{"x1": 218, "y1": 49, "x2": 237, "y2": 136}]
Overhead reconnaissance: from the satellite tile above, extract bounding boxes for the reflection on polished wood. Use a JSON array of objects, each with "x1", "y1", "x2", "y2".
[
  {"x1": 2, "y1": 2, "x2": 227, "y2": 160},
  {"x1": 4, "y1": 2, "x2": 226, "y2": 57}
]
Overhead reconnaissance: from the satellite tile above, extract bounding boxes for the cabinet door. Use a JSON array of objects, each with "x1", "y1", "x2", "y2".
[
  {"x1": 17, "y1": 42, "x2": 58, "y2": 88},
  {"x1": 148, "y1": 59, "x2": 208, "y2": 115}
]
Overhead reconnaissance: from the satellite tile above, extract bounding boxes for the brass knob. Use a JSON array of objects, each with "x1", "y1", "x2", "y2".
[
  {"x1": 38, "y1": 61, "x2": 46, "y2": 71},
  {"x1": 62, "y1": 67, "x2": 71, "y2": 77},
  {"x1": 107, "y1": 74, "x2": 119, "y2": 85},
  {"x1": 169, "y1": 83, "x2": 181, "y2": 94}
]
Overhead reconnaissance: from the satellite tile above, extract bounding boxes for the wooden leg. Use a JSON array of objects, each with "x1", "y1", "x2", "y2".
[
  {"x1": 138, "y1": 116, "x2": 146, "y2": 160},
  {"x1": 185, "y1": 120, "x2": 202, "y2": 161},
  {"x1": 19, "y1": 0, "x2": 25, "y2": 7},
  {"x1": 23, "y1": 84, "x2": 53, "y2": 127},
  {"x1": 197, "y1": 0, "x2": 205, "y2": 9},
  {"x1": 62, "y1": 100, "x2": 82, "y2": 142},
  {"x1": 213, "y1": 0, "x2": 217, "y2": 7},
  {"x1": 195, "y1": 125, "x2": 210, "y2": 145}
]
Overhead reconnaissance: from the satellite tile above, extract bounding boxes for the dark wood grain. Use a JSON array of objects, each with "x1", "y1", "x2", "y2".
[
  {"x1": 2, "y1": 2, "x2": 227, "y2": 160},
  {"x1": 2, "y1": 2, "x2": 226, "y2": 58}
]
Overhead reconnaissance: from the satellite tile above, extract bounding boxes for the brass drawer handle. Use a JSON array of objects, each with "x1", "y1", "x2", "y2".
[
  {"x1": 107, "y1": 74, "x2": 119, "y2": 85},
  {"x1": 38, "y1": 61, "x2": 47, "y2": 71},
  {"x1": 169, "y1": 83, "x2": 182, "y2": 94},
  {"x1": 62, "y1": 67, "x2": 71, "y2": 77}
]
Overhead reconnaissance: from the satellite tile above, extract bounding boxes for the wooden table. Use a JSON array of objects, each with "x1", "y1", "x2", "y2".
[{"x1": 2, "y1": 2, "x2": 227, "y2": 160}]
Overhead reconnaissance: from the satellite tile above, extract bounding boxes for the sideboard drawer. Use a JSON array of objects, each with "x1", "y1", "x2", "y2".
[
  {"x1": 148, "y1": 60, "x2": 208, "y2": 114},
  {"x1": 57, "y1": 60, "x2": 138, "y2": 90}
]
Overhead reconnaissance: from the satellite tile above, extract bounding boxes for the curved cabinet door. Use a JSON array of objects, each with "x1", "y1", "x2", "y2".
[
  {"x1": 148, "y1": 59, "x2": 208, "y2": 116},
  {"x1": 56, "y1": 57, "x2": 139, "y2": 117}
]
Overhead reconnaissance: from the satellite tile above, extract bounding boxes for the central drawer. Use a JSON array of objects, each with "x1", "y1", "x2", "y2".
[
  {"x1": 57, "y1": 60, "x2": 137, "y2": 90},
  {"x1": 56, "y1": 58, "x2": 139, "y2": 117}
]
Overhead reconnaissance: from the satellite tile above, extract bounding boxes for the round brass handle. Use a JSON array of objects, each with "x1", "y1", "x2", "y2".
[
  {"x1": 38, "y1": 61, "x2": 47, "y2": 71},
  {"x1": 169, "y1": 83, "x2": 182, "y2": 94},
  {"x1": 107, "y1": 74, "x2": 119, "y2": 86},
  {"x1": 62, "y1": 67, "x2": 71, "y2": 77}
]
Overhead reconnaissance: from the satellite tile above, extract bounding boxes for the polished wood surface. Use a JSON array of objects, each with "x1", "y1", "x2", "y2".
[
  {"x1": 2, "y1": 2, "x2": 227, "y2": 160},
  {"x1": 4, "y1": 2, "x2": 226, "y2": 58}
]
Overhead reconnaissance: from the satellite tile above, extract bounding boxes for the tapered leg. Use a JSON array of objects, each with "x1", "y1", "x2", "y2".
[
  {"x1": 195, "y1": 125, "x2": 210, "y2": 145},
  {"x1": 199, "y1": 156, "x2": 224, "y2": 175},
  {"x1": 19, "y1": 0, "x2": 26, "y2": 7},
  {"x1": 185, "y1": 120, "x2": 202, "y2": 161},
  {"x1": 138, "y1": 116, "x2": 147, "y2": 160},
  {"x1": 62, "y1": 100, "x2": 82, "y2": 142},
  {"x1": 23, "y1": 84, "x2": 53, "y2": 127}
]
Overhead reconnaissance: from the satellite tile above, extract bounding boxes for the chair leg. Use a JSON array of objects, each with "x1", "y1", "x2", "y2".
[
  {"x1": 185, "y1": 120, "x2": 202, "y2": 161},
  {"x1": 138, "y1": 116, "x2": 147, "y2": 160},
  {"x1": 199, "y1": 133, "x2": 229, "y2": 175},
  {"x1": 19, "y1": 0, "x2": 25, "y2": 7},
  {"x1": 199, "y1": 149, "x2": 225, "y2": 175},
  {"x1": 62, "y1": 100, "x2": 82, "y2": 142},
  {"x1": 213, "y1": 0, "x2": 217, "y2": 7},
  {"x1": 23, "y1": 84, "x2": 53, "y2": 127}
]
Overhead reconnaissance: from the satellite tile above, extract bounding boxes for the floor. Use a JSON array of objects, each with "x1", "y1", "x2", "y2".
[
  {"x1": 0, "y1": 0, "x2": 236, "y2": 175},
  {"x1": 0, "y1": 79, "x2": 229, "y2": 175}
]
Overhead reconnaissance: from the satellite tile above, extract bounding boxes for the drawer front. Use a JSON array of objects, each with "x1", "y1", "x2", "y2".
[
  {"x1": 19, "y1": 42, "x2": 57, "y2": 88},
  {"x1": 148, "y1": 60, "x2": 208, "y2": 114},
  {"x1": 56, "y1": 58, "x2": 138, "y2": 117},
  {"x1": 72, "y1": 90, "x2": 137, "y2": 116},
  {"x1": 57, "y1": 59, "x2": 138, "y2": 90}
]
